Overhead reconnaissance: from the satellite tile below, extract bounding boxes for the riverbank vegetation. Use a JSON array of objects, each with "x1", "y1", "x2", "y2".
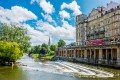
[
  {"x1": 30, "y1": 40, "x2": 66, "y2": 62},
  {"x1": 0, "y1": 23, "x2": 30, "y2": 65},
  {"x1": 0, "y1": 41, "x2": 22, "y2": 65},
  {"x1": 30, "y1": 44, "x2": 57, "y2": 62}
]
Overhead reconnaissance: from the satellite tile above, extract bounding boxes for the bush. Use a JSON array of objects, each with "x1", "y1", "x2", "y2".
[
  {"x1": 31, "y1": 54, "x2": 39, "y2": 59},
  {"x1": 0, "y1": 41, "x2": 22, "y2": 63},
  {"x1": 49, "y1": 51, "x2": 54, "y2": 56}
]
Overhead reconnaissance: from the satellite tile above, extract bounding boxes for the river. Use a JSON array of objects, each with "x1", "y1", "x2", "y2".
[{"x1": 0, "y1": 55, "x2": 120, "y2": 80}]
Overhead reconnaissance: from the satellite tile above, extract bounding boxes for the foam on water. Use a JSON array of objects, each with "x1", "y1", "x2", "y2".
[{"x1": 17, "y1": 55, "x2": 114, "y2": 78}]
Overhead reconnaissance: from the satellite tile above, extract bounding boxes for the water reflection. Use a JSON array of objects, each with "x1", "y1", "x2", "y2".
[
  {"x1": 0, "y1": 55, "x2": 81, "y2": 80},
  {"x1": 0, "y1": 55, "x2": 120, "y2": 80},
  {"x1": 0, "y1": 66, "x2": 28, "y2": 80}
]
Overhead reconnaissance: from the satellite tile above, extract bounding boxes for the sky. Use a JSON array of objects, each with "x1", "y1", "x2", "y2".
[{"x1": 0, "y1": 0, "x2": 120, "y2": 46}]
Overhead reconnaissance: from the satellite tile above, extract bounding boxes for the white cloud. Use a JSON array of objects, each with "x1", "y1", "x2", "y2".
[
  {"x1": 59, "y1": 10, "x2": 70, "y2": 19},
  {"x1": 31, "y1": 0, "x2": 55, "y2": 14},
  {"x1": 0, "y1": 1, "x2": 77, "y2": 45},
  {"x1": 22, "y1": 24, "x2": 49, "y2": 46},
  {"x1": 0, "y1": 6, "x2": 37, "y2": 23},
  {"x1": 41, "y1": 12, "x2": 55, "y2": 23},
  {"x1": 62, "y1": 20, "x2": 75, "y2": 34},
  {"x1": 37, "y1": 20, "x2": 75, "y2": 43},
  {"x1": 40, "y1": 0, "x2": 54, "y2": 14},
  {"x1": 61, "y1": 1, "x2": 82, "y2": 16}
]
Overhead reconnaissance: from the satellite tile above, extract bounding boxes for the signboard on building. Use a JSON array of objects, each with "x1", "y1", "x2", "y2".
[{"x1": 87, "y1": 39, "x2": 104, "y2": 45}]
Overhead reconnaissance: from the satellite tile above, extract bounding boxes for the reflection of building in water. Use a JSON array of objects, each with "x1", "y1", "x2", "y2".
[{"x1": 55, "y1": 1, "x2": 120, "y2": 67}]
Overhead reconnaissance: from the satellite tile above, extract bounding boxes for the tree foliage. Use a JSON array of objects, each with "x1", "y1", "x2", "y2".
[
  {"x1": 39, "y1": 47, "x2": 47, "y2": 55},
  {"x1": 50, "y1": 45, "x2": 57, "y2": 51},
  {"x1": 32, "y1": 45, "x2": 41, "y2": 54},
  {"x1": 0, "y1": 41, "x2": 22, "y2": 63},
  {"x1": 30, "y1": 43, "x2": 58, "y2": 58},
  {"x1": 58, "y1": 40, "x2": 66, "y2": 47},
  {"x1": 0, "y1": 24, "x2": 30, "y2": 52},
  {"x1": 42, "y1": 43, "x2": 48, "y2": 50}
]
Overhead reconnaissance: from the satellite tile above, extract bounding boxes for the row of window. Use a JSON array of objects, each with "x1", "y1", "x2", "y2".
[
  {"x1": 87, "y1": 15, "x2": 120, "y2": 30},
  {"x1": 87, "y1": 34, "x2": 105, "y2": 40},
  {"x1": 88, "y1": 9, "x2": 120, "y2": 22},
  {"x1": 77, "y1": 15, "x2": 120, "y2": 33}
]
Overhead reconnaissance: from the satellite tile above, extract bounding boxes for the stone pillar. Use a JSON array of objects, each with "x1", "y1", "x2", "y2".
[
  {"x1": 71, "y1": 50, "x2": 73, "y2": 58},
  {"x1": 80, "y1": 49, "x2": 82, "y2": 58},
  {"x1": 76, "y1": 49, "x2": 77, "y2": 58},
  {"x1": 94, "y1": 49, "x2": 96, "y2": 63},
  {"x1": 78, "y1": 50, "x2": 79, "y2": 58},
  {"x1": 73, "y1": 49, "x2": 76, "y2": 58},
  {"x1": 72, "y1": 50, "x2": 74, "y2": 58},
  {"x1": 94, "y1": 49, "x2": 96, "y2": 60},
  {"x1": 69, "y1": 50, "x2": 70, "y2": 58},
  {"x1": 71, "y1": 49, "x2": 73, "y2": 58},
  {"x1": 99, "y1": 49, "x2": 102, "y2": 64},
  {"x1": 60, "y1": 51, "x2": 61, "y2": 57},
  {"x1": 111, "y1": 48, "x2": 113, "y2": 64},
  {"x1": 66, "y1": 50, "x2": 68, "y2": 58},
  {"x1": 67, "y1": 50, "x2": 69, "y2": 58},
  {"x1": 61, "y1": 51, "x2": 62, "y2": 57},
  {"x1": 84, "y1": 49, "x2": 87, "y2": 62},
  {"x1": 59, "y1": 51, "x2": 60, "y2": 57},
  {"x1": 80, "y1": 50, "x2": 81, "y2": 58},
  {"x1": 90, "y1": 49, "x2": 92, "y2": 59},
  {"x1": 65, "y1": 50, "x2": 66, "y2": 57},
  {"x1": 69, "y1": 50, "x2": 71, "y2": 58},
  {"x1": 70, "y1": 50, "x2": 72, "y2": 58},
  {"x1": 117, "y1": 47, "x2": 120, "y2": 65},
  {"x1": 106, "y1": 49, "x2": 108, "y2": 64}
]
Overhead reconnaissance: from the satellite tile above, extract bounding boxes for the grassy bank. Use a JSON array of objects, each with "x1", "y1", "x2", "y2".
[{"x1": 30, "y1": 54, "x2": 54, "y2": 62}]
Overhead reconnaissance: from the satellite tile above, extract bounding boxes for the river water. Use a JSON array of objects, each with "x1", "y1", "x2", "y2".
[{"x1": 0, "y1": 55, "x2": 119, "y2": 80}]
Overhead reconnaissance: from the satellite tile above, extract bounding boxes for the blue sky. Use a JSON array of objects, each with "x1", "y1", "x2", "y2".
[{"x1": 0, "y1": 0, "x2": 120, "y2": 46}]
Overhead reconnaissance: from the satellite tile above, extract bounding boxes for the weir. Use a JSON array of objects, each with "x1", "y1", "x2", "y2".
[{"x1": 17, "y1": 55, "x2": 114, "y2": 78}]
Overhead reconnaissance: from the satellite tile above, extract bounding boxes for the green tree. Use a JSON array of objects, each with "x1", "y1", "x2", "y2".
[
  {"x1": 0, "y1": 41, "x2": 22, "y2": 63},
  {"x1": 58, "y1": 40, "x2": 66, "y2": 47},
  {"x1": 42, "y1": 43, "x2": 48, "y2": 50},
  {"x1": 0, "y1": 24, "x2": 30, "y2": 52},
  {"x1": 50, "y1": 44, "x2": 57, "y2": 51},
  {"x1": 39, "y1": 47, "x2": 47, "y2": 55},
  {"x1": 33, "y1": 45, "x2": 41, "y2": 54}
]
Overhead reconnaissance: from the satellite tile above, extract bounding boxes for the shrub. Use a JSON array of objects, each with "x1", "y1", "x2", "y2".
[
  {"x1": 49, "y1": 51, "x2": 54, "y2": 56},
  {"x1": 0, "y1": 41, "x2": 22, "y2": 63}
]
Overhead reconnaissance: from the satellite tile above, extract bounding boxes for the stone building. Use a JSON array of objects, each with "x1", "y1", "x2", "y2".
[{"x1": 55, "y1": 1, "x2": 120, "y2": 67}]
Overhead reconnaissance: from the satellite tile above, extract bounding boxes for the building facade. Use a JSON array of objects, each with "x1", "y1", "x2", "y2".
[
  {"x1": 76, "y1": 14, "x2": 87, "y2": 45},
  {"x1": 55, "y1": 1, "x2": 120, "y2": 67}
]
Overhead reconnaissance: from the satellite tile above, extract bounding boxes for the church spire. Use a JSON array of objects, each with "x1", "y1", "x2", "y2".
[{"x1": 48, "y1": 35, "x2": 51, "y2": 47}]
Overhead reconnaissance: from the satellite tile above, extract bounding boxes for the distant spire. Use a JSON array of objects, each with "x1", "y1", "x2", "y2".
[{"x1": 48, "y1": 35, "x2": 51, "y2": 47}]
